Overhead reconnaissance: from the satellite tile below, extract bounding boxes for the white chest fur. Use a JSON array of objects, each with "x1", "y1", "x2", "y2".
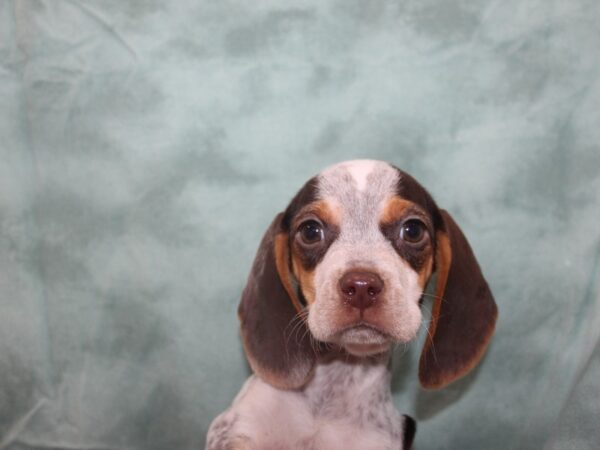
[{"x1": 207, "y1": 356, "x2": 412, "y2": 450}]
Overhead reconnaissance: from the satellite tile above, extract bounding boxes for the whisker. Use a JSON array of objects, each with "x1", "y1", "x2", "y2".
[
  {"x1": 298, "y1": 325, "x2": 312, "y2": 347},
  {"x1": 310, "y1": 335, "x2": 320, "y2": 356},
  {"x1": 421, "y1": 292, "x2": 446, "y2": 301},
  {"x1": 422, "y1": 319, "x2": 438, "y2": 364},
  {"x1": 283, "y1": 308, "x2": 309, "y2": 348},
  {"x1": 418, "y1": 303, "x2": 439, "y2": 364}
]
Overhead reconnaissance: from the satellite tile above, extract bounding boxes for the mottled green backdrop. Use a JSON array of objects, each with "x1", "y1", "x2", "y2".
[{"x1": 1, "y1": 1, "x2": 599, "y2": 449}]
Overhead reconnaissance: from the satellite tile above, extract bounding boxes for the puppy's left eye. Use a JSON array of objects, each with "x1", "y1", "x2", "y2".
[
  {"x1": 298, "y1": 220, "x2": 324, "y2": 245},
  {"x1": 400, "y1": 219, "x2": 427, "y2": 244}
]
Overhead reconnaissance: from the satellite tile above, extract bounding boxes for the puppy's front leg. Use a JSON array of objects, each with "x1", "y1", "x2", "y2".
[
  {"x1": 206, "y1": 375, "x2": 309, "y2": 450},
  {"x1": 206, "y1": 411, "x2": 256, "y2": 450},
  {"x1": 206, "y1": 376, "x2": 273, "y2": 450}
]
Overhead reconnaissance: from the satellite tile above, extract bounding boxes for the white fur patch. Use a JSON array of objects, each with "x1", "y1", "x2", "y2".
[
  {"x1": 321, "y1": 159, "x2": 382, "y2": 192},
  {"x1": 346, "y1": 160, "x2": 377, "y2": 191}
]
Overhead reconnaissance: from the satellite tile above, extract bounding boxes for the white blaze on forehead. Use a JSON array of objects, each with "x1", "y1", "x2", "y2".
[
  {"x1": 317, "y1": 160, "x2": 399, "y2": 218},
  {"x1": 321, "y1": 159, "x2": 385, "y2": 192},
  {"x1": 345, "y1": 160, "x2": 377, "y2": 191},
  {"x1": 317, "y1": 160, "x2": 400, "y2": 246}
]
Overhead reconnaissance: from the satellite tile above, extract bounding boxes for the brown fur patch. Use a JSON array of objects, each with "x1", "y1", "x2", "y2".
[
  {"x1": 287, "y1": 200, "x2": 341, "y2": 306},
  {"x1": 274, "y1": 233, "x2": 303, "y2": 313},
  {"x1": 238, "y1": 214, "x2": 316, "y2": 390},
  {"x1": 243, "y1": 348, "x2": 313, "y2": 390},
  {"x1": 418, "y1": 256, "x2": 434, "y2": 289},
  {"x1": 419, "y1": 211, "x2": 498, "y2": 389},
  {"x1": 380, "y1": 197, "x2": 413, "y2": 225},
  {"x1": 380, "y1": 197, "x2": 434, "y2": 273},
  {"x1": 290, "y1": 199, "x2": 342, "y2": 231},
  {"x1": 291, "y1": 253, "x2": 317, "y2": 305},
  {"x1": 290, "y1": 199, "x2": 341, "y2": 275},
  {"x1": 422, "y1": 232, "x2": 452, "y2": 356}
]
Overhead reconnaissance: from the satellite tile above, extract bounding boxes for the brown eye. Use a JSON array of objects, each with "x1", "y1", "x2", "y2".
[
  {"x1": 299, "y1": 220, "x2": 324, "y2": 245},
  {"x1": 400, "y1": 219, "x2": 426, "y2": 244}
]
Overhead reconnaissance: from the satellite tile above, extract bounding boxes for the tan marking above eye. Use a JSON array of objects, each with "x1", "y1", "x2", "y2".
[
  {"x1": 380, "y1": 197, "x2": 415, "y2": 225},
  {"x1": 292, "y1": 199, "x2": 341, "y2": 231}
]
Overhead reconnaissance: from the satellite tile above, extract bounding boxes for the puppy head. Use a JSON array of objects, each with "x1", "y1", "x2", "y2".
[{"x1": 239, "y1": 160, "x2": 497, "y2": 390}]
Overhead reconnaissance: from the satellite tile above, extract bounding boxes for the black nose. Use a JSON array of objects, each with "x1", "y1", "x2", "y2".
[{"x1": 339, "y1": 271, "x2": 384, "y2": 311}]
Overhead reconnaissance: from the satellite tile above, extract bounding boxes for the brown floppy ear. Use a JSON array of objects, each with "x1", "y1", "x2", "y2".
[
  {"x1": 419, "y1": 209, "x2": 498, "y2": 389},
  {"x1": 238, "y1": 213, "x2": 316, "y2": 390}
]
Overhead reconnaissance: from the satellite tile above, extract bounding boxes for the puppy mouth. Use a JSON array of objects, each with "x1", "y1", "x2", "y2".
[{"x1": 335, "y1": 324, "x2": 392, "y2": 357}]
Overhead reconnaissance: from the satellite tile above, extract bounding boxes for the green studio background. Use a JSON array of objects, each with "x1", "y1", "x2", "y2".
[{"x1": 1, "y1": 1, "x2": 599, "y2": 449}]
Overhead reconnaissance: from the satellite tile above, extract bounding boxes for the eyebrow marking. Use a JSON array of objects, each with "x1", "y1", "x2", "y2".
[
  {"x1": 380, "y1": 197, "x2": 413, "y2": 225},
  {"x1": 380, "y1": 197, "x2": 431, "y2": 229},
  {"x1": 292, "y1": 200, "x2": 342, "y2": 230}
]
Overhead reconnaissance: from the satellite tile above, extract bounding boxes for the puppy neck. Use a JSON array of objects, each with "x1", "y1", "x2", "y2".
[{"x1": 302, "y1": 349, "x2": 393, "y2": 411}]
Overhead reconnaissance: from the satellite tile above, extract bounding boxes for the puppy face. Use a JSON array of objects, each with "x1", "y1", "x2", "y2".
[
  {"x1": 284, "y1": 160, "x2": 437, "y2": 357},
  {"x1": 240, "y1": 159, "x2": 497, "y2": 390}
]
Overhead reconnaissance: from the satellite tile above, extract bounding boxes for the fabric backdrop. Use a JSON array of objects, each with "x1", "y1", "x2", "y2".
[{"x1": 1, "y1": 1, "x2": 599, "y2": 449}]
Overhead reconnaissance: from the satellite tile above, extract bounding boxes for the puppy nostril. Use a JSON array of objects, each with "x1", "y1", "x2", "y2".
[{"x1": 339, "y1": 271, "x2": 384, "y2": 311}]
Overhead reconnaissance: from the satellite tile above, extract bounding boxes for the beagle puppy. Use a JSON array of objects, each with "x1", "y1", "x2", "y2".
[{"x1": 207, "y1": 160, "x2": 497, "y2": 450}]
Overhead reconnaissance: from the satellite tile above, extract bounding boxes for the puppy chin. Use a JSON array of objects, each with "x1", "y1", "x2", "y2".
[
  {"x1": 343, "y1": 342, "x2": 391, "y2": 357},
  {"x1": 338, "y1": 325, "x2": 392, "y2": 357}
]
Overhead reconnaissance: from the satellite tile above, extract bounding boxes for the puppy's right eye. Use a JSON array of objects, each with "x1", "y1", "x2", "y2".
[
  {"x1": 298, "y1": 220, "x2": 324, "y2": 245},
  {"x1": 399, "y1": 219, "x2": 427, "y2": 244}
]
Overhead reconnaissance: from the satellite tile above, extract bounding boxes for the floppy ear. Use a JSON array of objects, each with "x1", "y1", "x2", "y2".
[
  {"x1": 419, "y1": 209, "x2": 498, "y2": 389},
  {"x1": 238, "y1": 213, "x2": 316, "y2": 390}
]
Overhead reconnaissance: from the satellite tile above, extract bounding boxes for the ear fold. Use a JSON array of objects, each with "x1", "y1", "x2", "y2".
[
  {"x1": 419, "y1": 209, "x2": 498, "y2": 389},
  {"x1": 238, "y1": 213, "x2": 316, "y2": 390}
]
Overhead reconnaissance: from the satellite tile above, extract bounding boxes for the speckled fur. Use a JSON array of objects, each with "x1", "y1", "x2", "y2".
[{"x1": 207, "y1": 352, "x2": 413, "y2": 450}]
